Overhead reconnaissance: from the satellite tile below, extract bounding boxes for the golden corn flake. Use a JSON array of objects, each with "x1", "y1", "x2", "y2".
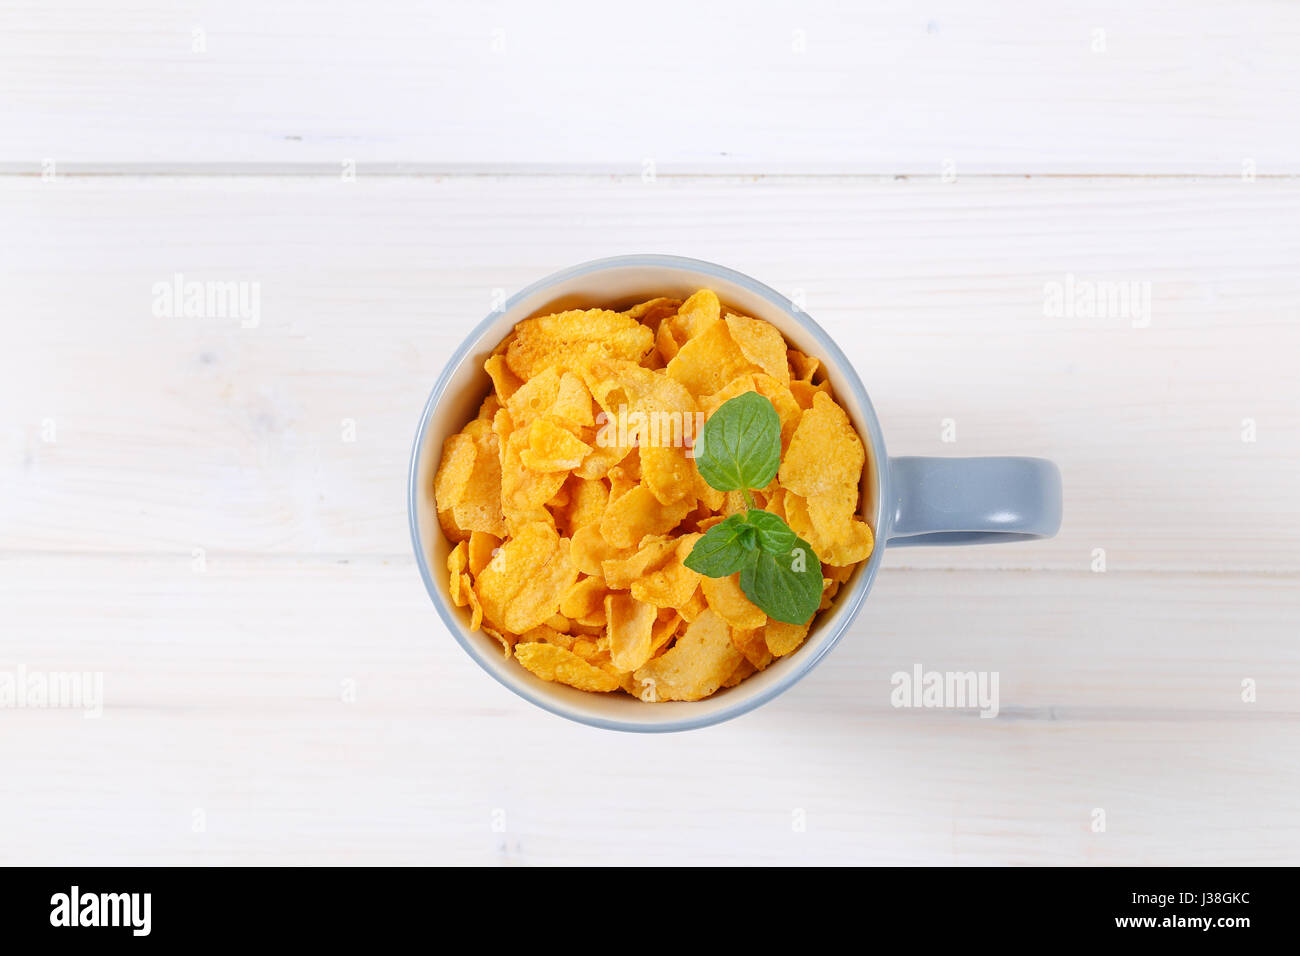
[
  {"x1": 448, "y1": 541, "x2": 469, "y2": 606},
  {"x1": 699, "y1": 373, "x2": 757, "y2": 419},
  {"x1": 433, "y1": 434, "x2": 476, "y2": 510},
  {"x1": 570, "y1": 523, "x2": 632, "y2": 579},
  {"x1": 623, "y1": 296, "x2": 682, "y2": 325},
  {"x1": 549, "y1": 481, "x2": 571, "y2": 509},
  {"x1": 819, "y1": 578, "x2": 839, "y2": 611},
  {"x1": 437, "y1": 505, "x2": 469, "y2": 544},
  {"x1": 606, "y1": 593, "x2": 658, "y2": 672},
  {"x1": 694, "y1": 472, "x2": 726, "y2": 512},
  {"x1": 506, "y1": 309, "x2": 653, "y2": 381},
  {"x1": 640, "y1": 447, "x2": 695, "y2": 507},
  {"x1": 765, "y1": 620, "x2": 810, "y2": 658},
  {"x1": 614, "y1": 450, "x2": 645, "y2": 484},
  {"x1": 500, "y1": 427, "x2": 566, "y2": 530},
  {"x1": 583, "y1": 358, "x2": 694, "y2": 417},
  {"x1": 575, "y1": 439, "x2": 633, "y2": 480},
  {"x1": 665, "y1": 319, "x2": 758, "y2": 397},
  {"x1": 569, "y1": 637, "x2": 603, "y2": 661},
  {"x1": 671, "y1": 289, "x2": 721, "y2": 339},
  {"x1": 655, "y1": 319, "x2": 683, "y2": 364},
  {"x1": 789, "y1": 378, "x2": 832, "y2": 410},
  {"x1": 722, "y1": 657, "x2": 757, "y2": 688},
  {"x1": 467, "y1": 531, "x2": 500, "y2": 577},
  {"x1": 601, "y1": 535, "x2": 677, "y2": 590},
  {"x1": 442, "y1": 420, "x2": 506, "y2": 537},
  {"x1": 560, "y1": 477, "x2": 609, "y2": 536},
  {"x1": 575, "y1": 604, "x2": 607, "y2": 629},
  {"x1": 730, "y1": 626, "x2": 774, "y2": 671},
  {"x1": 582, "y1": 360, "x2": 698, "y2": 507},
  {"x1": 521, "y1": 418, "x2": 592, "y2": 472},
  {"x1": 825, "y1": 563, "x2": 856, "y2": 584},
  {"x1": 553, "y1": 372, "x2": 595, "y2": 427},
  {"x1": 432, "y1": 289, "x2": 876, "y2": 702},
  {"x1": 700, "y1": 573, "x2": 767, "y2": 630},
  {"x1": 724, "y1": 313, "x2": 790, "y2": 384},
  {"x1": 752, "y1": 373, "x2": 802, "y2": 450},
  {"x1": 787, "y1": 349, "x2": 819, "y2": 383},
  {"x1": 629, "y1": 533, "x2": 702, "y2": 608},
  {"x1": 639, "y1": 446, "x2": 697, "y2": 511},
  {"x1": 476, "y1": 394, "x2": 501, "y2": 423},
  {"x1": 463, "y1": 575, "x2": 483, "y2": 630},
  {"x1": 475, "y1": 522, "x2": 578, "y2": 634},
  {"x1": 779, "y1": 391, "x2": 864, "y2": 496},
  {"x1": 484, "y1": 353, "x2": 523, "y2": 401},
  {"x1": 519, "y1": 623, "x2": 573, "y2": 650},
  {"x1": 651, "y1": 609, "x2": 683, "y2": 653},
  {"x1": 600, "y1": 485, "x2": 693, "y2": 549},
  {"x1": 632, "y1": 610, "x2": 742, "y2": 702},
  {"x1": 506, "y1": 366, "x2": 563, "y2": 431},
  {"x1": 805, "y1": 485, "x2": 875, "y2": 566},
  {"x1": 515, "y1": 641, "x2": 620, "y2": 693},
  {"x1": 560, "y1": 576, "x2": 607, "y2": 620},
  {"x1": 678, "y1": 586, "x2": 709, "y2": 623}
]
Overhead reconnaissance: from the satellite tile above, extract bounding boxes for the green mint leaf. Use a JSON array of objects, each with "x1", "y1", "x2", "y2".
[
  {"x1": 688, "y1": 392, "x2": 826, "y2": 624},
  {"x1": 739, "y1": 534, "x2": 823, "y2": 625},
  {"x1": 694, "y1": 392, "x2": 782, "y2": 493},
  {"x1": 684, "y1": 514, "x2": 755, "y2": 577},
  {"x1": 743, "y1": 509, "x2": 797, "y2": 555}
]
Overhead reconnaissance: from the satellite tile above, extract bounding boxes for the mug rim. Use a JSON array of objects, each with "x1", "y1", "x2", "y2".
[{"x1": 408, "y1": 254, "x2": 891, "y2": 732}]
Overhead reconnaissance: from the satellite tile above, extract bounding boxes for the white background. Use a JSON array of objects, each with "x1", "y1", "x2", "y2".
[{"x1": 2, "y1": 1, "x2": 1298, "y2": 865}]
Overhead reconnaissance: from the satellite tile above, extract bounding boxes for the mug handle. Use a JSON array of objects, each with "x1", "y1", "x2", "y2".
[{"x1": 887, "y1": 457, "x2": 1062, "y2": 547}]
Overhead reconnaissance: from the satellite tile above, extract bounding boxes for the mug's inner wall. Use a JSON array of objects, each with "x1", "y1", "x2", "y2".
[{"x1": 416, "y1": 261, "x2": 884, "y2": 727}]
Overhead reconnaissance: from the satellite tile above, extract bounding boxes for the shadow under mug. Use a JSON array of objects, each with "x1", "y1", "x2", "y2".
[{"x1": 409, "y1": 255, "x2": 1062, "y2": 732}]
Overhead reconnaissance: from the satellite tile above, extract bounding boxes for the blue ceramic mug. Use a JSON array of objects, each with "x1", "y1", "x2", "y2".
[{"x1": 409, "y1": 255, "x2": 1062, "y2": 732}]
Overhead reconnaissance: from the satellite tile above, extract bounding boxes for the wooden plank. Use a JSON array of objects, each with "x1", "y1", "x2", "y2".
[
  {"x1": 3, "y1": 707, "x2": 1292, "y2": 865},
  {"x1": 4, "y1": 0, "x2": 1296, "y2": 870},
  {"x1": 1, "y1": 558, "x2": 1295, "y2": 865},
  {"x1": 3, "y1": 556, "x2": 1294, "y2": 712},
  {"x1": 3, "y1": 1, "x2": 1300, "y2": 173},
  {"x1": 3, "y1": 175, "x2": 1298, "y2": 569}
]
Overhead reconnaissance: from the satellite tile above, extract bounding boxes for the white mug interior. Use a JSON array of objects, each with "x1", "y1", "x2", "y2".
[{"x1": 409, "y1": 255, "x2": 889, "y2": 731}]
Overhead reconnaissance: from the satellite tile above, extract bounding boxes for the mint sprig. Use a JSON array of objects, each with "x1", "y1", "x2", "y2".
[
  {"x1": 694, "y1": 391, "x2": 781, "y2": 493},
  {"x1": 685, "y1": 393, "x2": 823, "y2": 625}
]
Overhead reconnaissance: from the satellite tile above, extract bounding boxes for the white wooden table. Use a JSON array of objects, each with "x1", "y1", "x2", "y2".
[{"x1": 2, "y1": 0, "x2": 1298, "y2": 866}]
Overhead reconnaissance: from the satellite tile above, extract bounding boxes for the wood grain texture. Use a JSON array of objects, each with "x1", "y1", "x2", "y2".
[
  {"x1": 1, "y1": 557, "x2": 1296, "y2": 865},
  {"x1": 3, "y1": 0, "x2": 1300, "y2": 172},
  {"x1": 3, "y1": 176, "x2": 1298, "y2": 569},
  {"x1": 2, "y1": 1, "x2": 1298, "y2": 867}
]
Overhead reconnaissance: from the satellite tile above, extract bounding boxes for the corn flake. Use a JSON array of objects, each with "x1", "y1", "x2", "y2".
[
  {"x1": 725, "y1": 313, "x2": 790, "y2": 384},
  {"x1": 475, "y1": 522, "x2": 578, "y2": 634},
  {"x1": 432, "y1": 288, "x2": 876, "y2": 702},
  {"x1": 700, "y1": 573, "x2": 767, "y2": 630},
  {"x1": 507, "y1": 309, "x2": 654, "y2": 381},
  {"x1": 632, "y1": 610, "x2": 742, "y2": 702},
  {"x1": 515, "y1": 641, "x2": 620, "y2": 693},
  {"x1": 607, "y1": 593, "x2": 659, "y2": 672},
  {"x1": 779, "y1": 391, "x2": 864, "y2": 497}
]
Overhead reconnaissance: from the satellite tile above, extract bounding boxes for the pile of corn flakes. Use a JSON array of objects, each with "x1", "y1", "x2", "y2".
[{"x1": 434, "y1": 290, "x2": 873, "y2": 701}]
